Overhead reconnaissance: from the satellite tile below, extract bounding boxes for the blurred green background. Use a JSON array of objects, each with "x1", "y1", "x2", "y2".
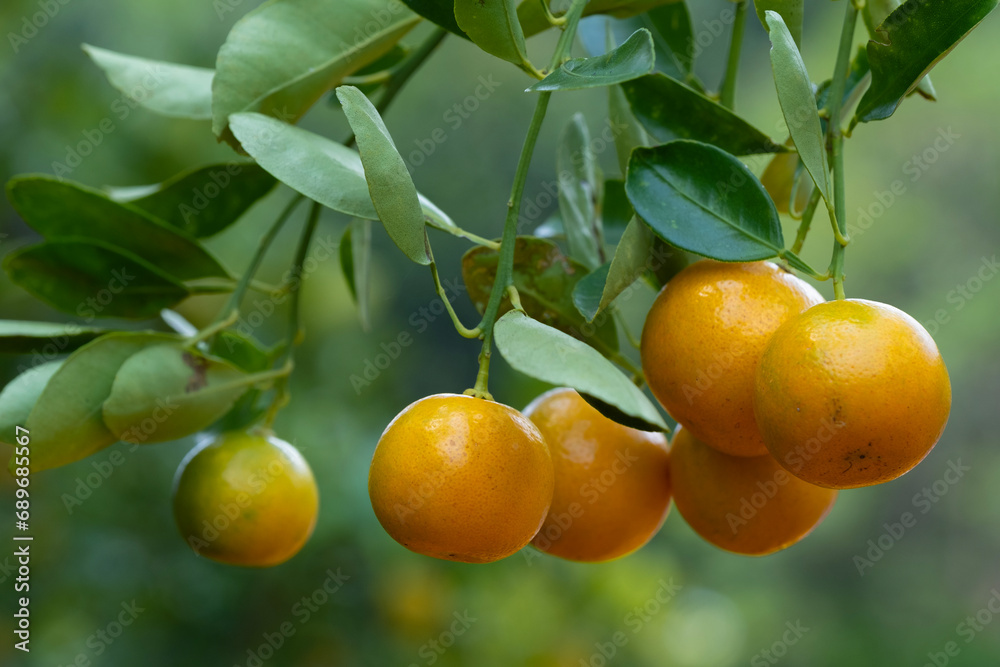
[{"x1": 1, "y1": 1, "x2": 998, "y2": 665}]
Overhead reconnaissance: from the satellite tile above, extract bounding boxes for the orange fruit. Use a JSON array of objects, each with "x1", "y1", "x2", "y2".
[
  {"x1": 523, "y1": 388, "x2": 671, "y2": 562},
  {"x1": 754, "y1": 299, "x2": 951, "y2": 488},
  {"x1": 368, "y1": 394, "x2": 554, "y2": 563},
  {"x1": 669, "y1": 426, "x2": 837, "y2": 556},
  {"x1": 641, "y1": 260, "x2": 823, "y2": 457},
  {"x1": 172, "y1": 429, "x2": 319, "y2": 567}
]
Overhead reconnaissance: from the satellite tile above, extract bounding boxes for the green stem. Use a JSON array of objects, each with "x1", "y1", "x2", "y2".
[
  {"x1": 539, "y1": 0, "x2": 566, "y2": 26},
  {"x1": 430, "y1": 259, "x2": 481, "y2": 338},
  {"x1": 344, "y1": 27, "x2": 448, "y2": 148},
  {"x1": 824, "y1": 0, "x2": 859, "y2": 300},
  {"x1": 791, "y1": 187, "x2": 822, "y2": 255},
  {"x1": 719, "y1": 0, "x2": 748, "y2": 110},
  {"x1": 213, "y1": 193, "x2": 305, "y2": 326},
  {"x1": 265, "y1": 201, "x2": 321, "y2": 425},
  {"x1": 467, "y1": 0, "x2": 589, "y2": 399}
]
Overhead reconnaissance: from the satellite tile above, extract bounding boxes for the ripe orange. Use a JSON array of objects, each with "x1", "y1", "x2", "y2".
[
  {"x1": 641, "y1": 260, "x2": 823, "y2": 457},
  {"x1": 669, "y1": 426, "x2": 837, "y2": 556},
  {"x1": 523, "y1": 388, "x2": 671, "y2": 562},
  {"x1": 368, "y1": 394, "x2": 553, "y2": 563},
  {"x1": 172, "y1": 429, "x2": 319, "y2": 567},
  {"x1": 754, "y1": 299, "x2": 951, "y2": 488}
]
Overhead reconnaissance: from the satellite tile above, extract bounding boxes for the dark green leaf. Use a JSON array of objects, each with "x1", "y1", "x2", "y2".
[
  {"x1": 862, "y1": 0, "x2": 935, "y2": 100},
  {"x1": 573, "y1": 216, "x2": 654, "y2": 321},
  {"x1": 83, "y1": 44, "x2": 214, "y2": 120},
  {"x1": 4, "y1": 241, "x2": 191, "y2": 319},
  {"x1": 754, "y1": 0, "x2": 804, "y2": 48},
  {"x1": 212, "y1": 0, "x2": 419, "y2": 144},
  {"x1": 400, "y1": 0, "x2": 468, "y2": 37},
  {"x1": 102, "y1": 344, "x2": 251, "y2": 444},
  {"x1": 0, "y1": 361, "x2": 63, "y2": 446},
  {"x1": 336, "y1": 85, "x2": 430, "y2": 265},
  {"x1": 494, "y1": 310, "x2": 665, "y2": 431},
  {"x1": 7, "y1": 176, "x2": 229, "y2": 280},
  {"x1": 765, "y1": 12, "x2": 831, "y2": 204},
  {"x1": 621, "y1": 74, "x2": 785, "y2": 155},
  {"x1": 228, "y1": 113, "x2": 455, "y2": 232},
  {"x1": 626, "y1": 141, "x2": 784, "y2": 262},
  {"x1": 462, "y1": 237, "x2": 618, "y2": 352},
  {"x1": 106, "y1": 163, "x2": 276, "y2": 238},
  {"x1": 340, "y1": 218, "x2": 372, "y2": 330},
  {"x1": 455, "y1": 0, "x2": 530, "y2": 69},
  {"x1": 0, "y1": 321, "x2": 108, "y2": 355},
  {"x1": 578, "y1": 5, "x2": 697, "y2": 82},
  {"x1": 557, "y1": 114, "x2": 604, "y2": 270},
  {"x1": 17, "y1": 332, "x2": 178, "y2": 472},
  {"x1": 527, "y1": 29, "x2": 654, "y2": 92},
  {"x1": 855, "y1": 0, "x2": 998, "y2": 123},
  {"x1": 602, "y1": 178, "x2": 634, "y2": 237}
]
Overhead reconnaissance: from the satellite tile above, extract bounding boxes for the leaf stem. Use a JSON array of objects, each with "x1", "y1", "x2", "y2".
[
  {"x1": 264, "y1": 200, "x2": 321, "y2": 425},
  {"x1": 719, "y1": 0, "x2": 749, "y2": 110},
  {"x1": 468, "y1": 0, "x2": 589, "y2": 399},
  {"x1": 430, "y1": 259, "x2": 481, "y2": 338},
  {"x1": 539, "y1": 0, "x2": 567, "y2": 26},
  {"x1": 212, "y1": 193, "x2": 305, "y2": 327},
  {"x1": 824, "y1": 0, "x2": 859, "y2": 300},
  {"x1": 791, "y1": 187, "x2": 822, "y2": 255}
]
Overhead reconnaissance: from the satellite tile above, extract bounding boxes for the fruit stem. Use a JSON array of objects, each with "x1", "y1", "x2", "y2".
[
  {"x1": 790, "y1": 187, "x2": 822, "y2": 255},
  {"x1": 719, "y1": 0, "x2": 748, "y2": 110},
  {"x1": 468, "y1": 0, "x2": 589, "y2": 399},
  {"x1": 211, "y1": 193, "x2": 305, "y2": 328},
  {"x1": 824, "y1": 0, "x2": 859, "y2": 300}
]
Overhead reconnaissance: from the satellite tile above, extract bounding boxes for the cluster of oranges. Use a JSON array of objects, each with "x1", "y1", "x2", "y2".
[{"x1": 368, "y1": 260, "x2": 952, "y2": 562}]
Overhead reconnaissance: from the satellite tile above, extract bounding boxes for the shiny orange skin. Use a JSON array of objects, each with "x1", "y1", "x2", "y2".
[
  {"x1": 172, "y1": 429, "x2": 319, "y2": 567},
  {"x1": 641, "y1": 260, "x2": 824, "y2": 457},
  {"x1": 670, "y1": 427, "x2": 838, "y2": 556},
  {"x1": 368, "y1": 394, "x2": 554, "y2": 563},
  {"x1": 523, "y1": 388, "x2": 672, "y2": 562},
  {"x1": 754, "y1": 299, "x2": 951, "y2": 489}
]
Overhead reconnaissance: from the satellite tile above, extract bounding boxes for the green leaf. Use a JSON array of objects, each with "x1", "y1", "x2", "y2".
[
  {"x1": 335, "y1": 86, "x2": 430, "y2": 265},
  {"x1": 626, "y1": 141, "x2": 784, "y2": 262},
  {"x1": 602, "y1": 178, "x2": 634, "y2": 238},
  {"x1": 0, "y1": 361, "x2": 63, "y2": 446},
  {"x1": 621, "y1": 74, "x2": 785, "y2": 155},
  {"x1": 573, "y1": 216, "x2": 654, "y2": 321},
  {"x1": 4, "y1": 241, "x2": 191, "y2": 319},
  {"x1": 765, "y1": 11, "x2": 831, "y2": 204},
  {"x1": 0, "y1": 321, "x2": 108, "y2": 355},
  {"x1": 82, "y1": 44, "x2": 214, "y2": 120},
  {"x1": 455, "y1": 0, "x2": 530, "y2": 68},
  {"x1": 754, "y1": 0, "x2": 803, "y2": 48},
  {"x1": 212, "y1": 0, "x2": 419, "y2": 144},
  {"x1": 228, "y1": 113, "x2": 455, "y2": 232},
  {"x1": 856, "y1": 0, "x2": 998, "y2": 123},
  {"x1": 340, "y1": 219, "x2": 372, "y2": 331},
  {"x1": 7, "y1": 176, "x2": 229, "y2": 280},
  {"x1": 209, "y1": 331, "x2": 273, "y2": 373},
  {"x1": 400, "y1": 0, "x2": 468, "y2": 37},
  {"x1": 102, "y1": 344, "x2": 252, "y2": 444},
  {"x1": 494, "y1": 310, "x2": 665, "y2": 431},
  {"x1": 527, "y1": 29, "x2": 654, "y2": 92},
  {"x1": 862, "y1": 0, "x2": 935, "y2": 100},
  {"x1": 106, "y1": 163, "x2": 276, "y2": 238},
  {"x1": 557, "y1": 114, "x2": 604, "y2": 270},
  {"x1": 18, "y1": 332, "x2": 178, "y2": 472},
  {"x1": 608, "y1": 79, "x2": 651, "y2": 177},
  {"x1": 462, "y1": 237, "x2": 618, "y2": 352}
]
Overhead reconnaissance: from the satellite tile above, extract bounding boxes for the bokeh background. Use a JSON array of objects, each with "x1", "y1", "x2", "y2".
[{"x1": 1, "y1": 0, "x2": 998, "y2": 665}]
